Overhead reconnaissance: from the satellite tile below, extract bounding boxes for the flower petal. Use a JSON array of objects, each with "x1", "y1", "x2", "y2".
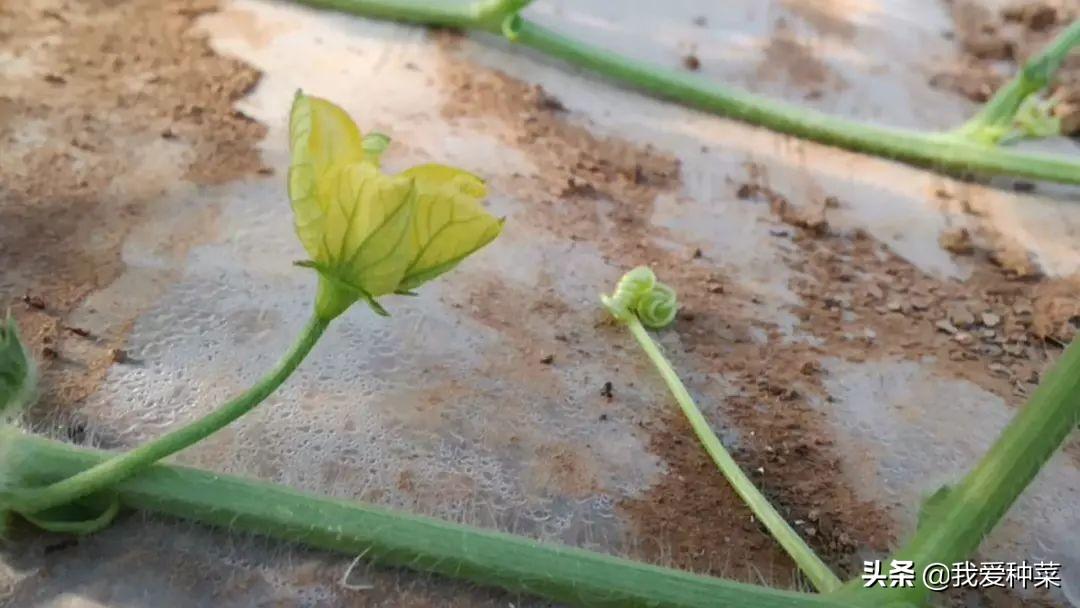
[
  {"x1": 397, "y1": 164, "x2": 503, "y2": 292},
  {"x1": 320, "y1": 163, "x2": 416, "y2": 298},
  {"x1": 288, "y1": 92, "x2": 367, "y2": 260}
]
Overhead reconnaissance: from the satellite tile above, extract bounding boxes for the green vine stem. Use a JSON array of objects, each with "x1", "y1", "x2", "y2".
[
  {"x1": 0, "y1": 428, "x2": 856, "y2": 608},
  {"x1": 954, "y1": 20, "x2": 1080, "y2": 145},
  {"x1": 284, "y1": 0, "x2": 529, "y2": 29},
  {"x1": 506, "y1": 18, "x2": 1080, "y2": 185},
  {"x1": 2, "y1": 315, "x2": 328, "y2": 523},
  {"x1": 625, "y1": 317, "x2": 842, "y2": 593},
  {"x1": 837, "y1": 334, "x2": 1080, "y2": 606},
  {"x1": 288, "y1": 0, "x2": 1080, "y2": 185}
]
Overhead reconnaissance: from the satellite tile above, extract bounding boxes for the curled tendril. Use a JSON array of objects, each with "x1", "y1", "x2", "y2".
[
  {"x1": 601, "y1": 266, "x2": 655, "y2": 322},
  {"x1": 601, "y1": 266, "x2": 678, "y2": 328},
  {"x1": 637, "y1": 282, "x2": 678, "y2": 329}
]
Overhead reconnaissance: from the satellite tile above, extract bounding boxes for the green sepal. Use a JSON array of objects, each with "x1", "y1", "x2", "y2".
[
  {"x1": 0, "y1": 312, "x2": 35, "y2": 423},
  {"x1": 364, "y1": 297, "x2": 390, "y2": 317},
  {"x1": 314, "y1": 276, "x2": 361, "y2": 322},
  {"x1": 362, "y1": 132, "x2": 391, "y2": 162}
]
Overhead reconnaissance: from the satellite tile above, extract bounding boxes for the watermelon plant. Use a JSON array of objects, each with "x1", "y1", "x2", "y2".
[
  {"x1": 602, "y1": 266, "x2": 841, "y2": 593},
  {"x1": 1, "y1": 53, "x2": 1079, "y2": 608},
  {"x1": 601, "y1": 266, "x2": 1080, "y2": 606},
  {"x1": 292, "y1": 0, "x2": 1080, "y2": 185},
  {"x1": 0, "y1": 91, "x2": 503, "y2": 532}
]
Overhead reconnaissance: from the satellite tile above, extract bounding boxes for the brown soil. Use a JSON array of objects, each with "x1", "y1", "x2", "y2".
[
  {"x1": 757, "y1": 18, "x2": 849, "y2": 97},
  {"x1": 740, "y1": 171, "x2": 1076, "y2": 401},
  {"x1": 0, "y1": 0, "x2": 266, "y2": 425},
  {"x1": 935, "y1": 0, "x2": 1080, "y2": 133},
  {"x1": 528, "y1": 442, "x2": 602, "y2": 499},
  {"x1": 779, "y1": 0, "x2": 857, "y2": 41},
  {"x1": 738, "y1": 172, "x2": 1078, "y2": 606}
]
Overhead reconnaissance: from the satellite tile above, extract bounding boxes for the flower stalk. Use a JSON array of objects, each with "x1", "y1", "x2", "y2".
[
  {"x1": 603, "y1": 268, "x2": 843, "y2": 593},
  {"x1": 1, "y1": 316, "x2": 328, "y2": 524}
]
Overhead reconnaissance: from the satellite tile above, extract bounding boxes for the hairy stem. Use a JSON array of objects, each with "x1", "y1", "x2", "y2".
[
  {"x1": 264, "y1": 0, "x2": 482, "y2": 28},
  {"x1": 625, "y1": 317, "x2": 842, "y2": 593},
  {"x1": 286, "y1": 0, "x2": 1080, "y2": 185},
  {"x1": 507, "y1": 18, "x2": 1080, "y2": 184},
  {"x1": 0, "y1": 428, "x2": 858, "y2": 608},
  {"x1": 275, "y1": 0, "x2": 526, "y2": 29},
  {"x1": 838, "y1": 336, "x2": 1080, "y2": 605},
  {"x1": 4, "y1": 315, "x2": 328, "y2": 517}
]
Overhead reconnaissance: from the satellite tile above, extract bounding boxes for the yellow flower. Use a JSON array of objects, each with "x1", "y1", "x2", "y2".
[{"x1": 288, "y1": 92, "x2": 503, "y2": 320}]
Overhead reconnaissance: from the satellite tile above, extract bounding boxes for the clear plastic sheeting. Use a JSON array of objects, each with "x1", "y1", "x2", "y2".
[{"x1": 3, "y1": 0, "x2": 1080, "y2": 606}]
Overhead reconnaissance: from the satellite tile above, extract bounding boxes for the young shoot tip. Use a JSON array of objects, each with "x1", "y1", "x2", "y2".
[{"x1": 602, "y1": 266, "x2": 678, "y2": 329}]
